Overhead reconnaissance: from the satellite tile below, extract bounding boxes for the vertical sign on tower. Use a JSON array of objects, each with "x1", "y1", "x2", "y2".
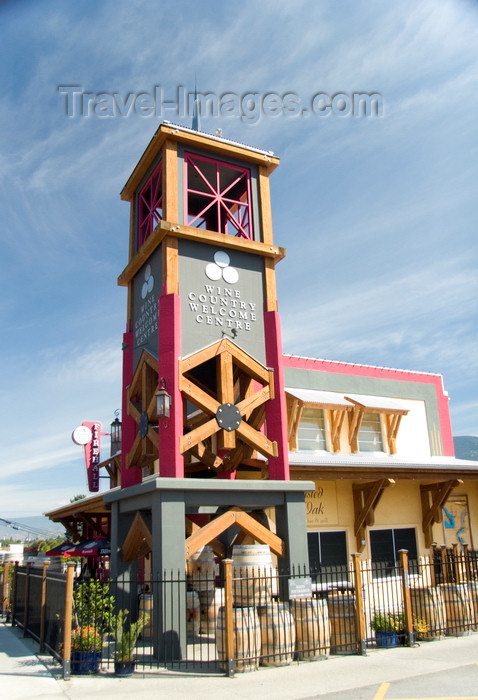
[{"x1": 72, "y1": 421, "x2": 102, "y2": 492}]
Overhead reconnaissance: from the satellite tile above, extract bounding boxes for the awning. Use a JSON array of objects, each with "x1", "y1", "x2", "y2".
[
  {"x1": 285, "y1": 387, "x2": 352, "y2": 408},
  {"x1": 344, "y1": 393, "x2": 408, "y2": 414}
]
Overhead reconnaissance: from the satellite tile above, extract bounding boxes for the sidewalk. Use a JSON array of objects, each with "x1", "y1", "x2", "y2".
[{"x1": 1, "y1": 619, "x2": 478, "y2": 700}]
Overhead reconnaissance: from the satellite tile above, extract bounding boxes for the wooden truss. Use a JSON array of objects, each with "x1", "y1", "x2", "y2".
[
  {"x1": 120, "y1": 507, "x2": 285, "y2": 563},
  {"x1": 180, "y1": 338, "x2": 277, "y2": 473},
  {"x1": 126, "y1": 350, "x2": 159, "y2": 470},
  {"x1": 420, "y1": 479, "x2": 462, "y2": 548},
  {"x1": 353, "y1": 478, "x2": 395, "y2": 552},
  {"x1": 185, "y1": 507, "x2": 285, "y2": 560}
]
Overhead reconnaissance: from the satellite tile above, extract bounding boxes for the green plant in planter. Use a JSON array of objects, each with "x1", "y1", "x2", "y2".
[
  {"x1": 370, "y1": 611, "x2": 404, "y2": 633},
  {"x1": 73, "y1": 579, "x2": 115, "y2": 638},
  {"x1": 112, "y1": 608, "x2": 150, "y2": 663}
]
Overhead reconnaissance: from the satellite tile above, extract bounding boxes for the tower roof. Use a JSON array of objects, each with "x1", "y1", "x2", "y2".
[{"x1": 121, "y1": 121, "x2": 279, "y2": 202}]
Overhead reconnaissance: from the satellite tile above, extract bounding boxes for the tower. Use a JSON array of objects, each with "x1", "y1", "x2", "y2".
[{"x1": 118, "y1": 122, "x2": 290, "y2": 485}]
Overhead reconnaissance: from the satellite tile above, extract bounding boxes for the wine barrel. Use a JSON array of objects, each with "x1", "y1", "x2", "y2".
[
  {"x1": 187, "y1": 546, "x2": 217, "y2": 592},
  {"x1": 410, "y1": 587, "x2": 446, "y2": 639},
  {"x1": 139, "y1": 593, "x2": 153, "y2": 639},
  {"x1": 468, "y1": 581, "x2": 478, "y2": 630},
  {"x1": 328, "y1": 593, "x2": 356, "y2": 654},
  {"x1": 292, "y1": 598, "x2": 330, "y2": 660},
  {"x1": 186, "y1": 591, "x2": 200, "y2": 637},
  {"x1": 198, "y1": 587, "x2": 224, "y2": 635},
  {"x1": 216, "y1": 606, "x2": 261, "y2": 672},
  {"x1": 258, "y1": 602, "x2": 295, "y2": 666},
  {"x1": 232, "y1": 544, "x2": 273, "y2": 606},
  {"x1": 440, "y1": 583, "x2": 474, "y2": 635}
]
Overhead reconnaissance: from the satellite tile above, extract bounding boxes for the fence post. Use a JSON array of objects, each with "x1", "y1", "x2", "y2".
[
  {"x1": 352, "y1": 553, "x2": 366, "y2": 655},
  {"x1": 452, "y1": 543, "x2": 460, "y2": 583},
  {"x1": 399, "y1": 549, "x2": 415, "y2": 647},
  {"x1": 11, "y1": 562, "x2": 19, "y2": 626},
  {"x1": 39, "y1": 560, "x2": 50, "y2": 652},
  {"x1": 429, "y1": 545, "x2": 437, "y2": 587},
  {"x1": 62, "y1": 562, "x2": 76, "y2": 680},
  {"x1": 463, "y1": 544, "x2": 471, "y2": 583},
  {"x1": 223, "y1": 558, "x2": 235, "y2": 678},
  {"x1": 23, "y1": 562, "x2": 31, "y2": 637},
  {"x1": 2, "y1": 561, "x2": 11, "y2": 617},
  {"x1": 440, "y1": 545, "x2": 449, "y2": 583}
]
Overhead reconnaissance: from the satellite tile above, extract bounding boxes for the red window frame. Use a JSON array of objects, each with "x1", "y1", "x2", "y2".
[
  {"x1": 184, "y1": 152, "x2": 253, "y2": 239},
  {"x1": 137, "y1": 161, "x2": 163, "y2": 248}
]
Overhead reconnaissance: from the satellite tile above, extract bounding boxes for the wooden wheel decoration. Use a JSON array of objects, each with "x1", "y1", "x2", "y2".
[
  {"x1": 126, "y1": 350, "x2": 159, "y2": 469},
  {"x1": 180, "y1": 338, "x2": 277, "y2": 473}
]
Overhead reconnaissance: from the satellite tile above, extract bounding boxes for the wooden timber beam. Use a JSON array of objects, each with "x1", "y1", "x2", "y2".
[
  {"x1": 353, "y1": 478, "x2": 395, "y2": 552},
  {"x1": 184, "y1": 507, "x2": 285, "y2": 560},
  {"x1": 59, "y1": 518, "x2": 82, "y2": 542},
  {"x1": 349, "y1": 406, "x2": 365, "y2": 454},
  {"x1": 384, "y1": 413, "x2": 404, "y2": 454},
  {"x1": 121, "y1": 512, "x2": 153, "y2": 562},
  {"x1": 330, "y1": 408, "x2": 348, "y2": 452},
  {"x1": 189, "y1": 442, "x2": 225, "y2": 471},
  {"x1": 420, "y1": 479, "x2": 462, "y2": 548},
  {"x1": 286, "y1": 394, "x2": 302, "y2": 451},
  {"x1": 185, "y1": 518, "x2": 225, "y2": 558},
  {"x1": 81, "y1": 514, "x2": 109, "y2": 539}
]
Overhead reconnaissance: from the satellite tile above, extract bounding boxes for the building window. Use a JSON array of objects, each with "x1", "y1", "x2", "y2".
[
  {"x1": 370, "y1": 527, "x2": 418, "y2": 577},
  {"x1": 307, "y1": 531, "x2": 348, "y2": 583},
  {"x1": 298, "y1": 408, "x2": 327, "y2": 451},
  {"x1": 137, "y1": 161, "x2": 163, "y2": 248},
  {"x1": 184, "y1": 152, "x2": 253, "y2": 239},
  {"x1": 358, "y1": 412, "x2": 384, "y2": 452}
]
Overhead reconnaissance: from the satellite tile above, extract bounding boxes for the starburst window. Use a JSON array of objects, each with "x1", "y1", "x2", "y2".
[{"x1": 184, "y1": 152, "x2": 253, "y2": 239}]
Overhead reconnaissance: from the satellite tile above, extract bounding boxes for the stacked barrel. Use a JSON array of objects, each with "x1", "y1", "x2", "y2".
[
  {"x1": 410, "y1": 584, "x2": 475, "y2": 639},
  {"x1": 217, "y1": 544, "x2": 358, "y2": 670},
  {"x1": 187, "y1": 546, "x2": 220, "y2": 638},
  {"x1": 217, "y1": 544, "x2": 271, "y2": 671}
]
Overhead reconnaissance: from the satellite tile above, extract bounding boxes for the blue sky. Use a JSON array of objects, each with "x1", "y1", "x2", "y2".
[{"x1": 1, "y1": 0, "x2": 477, "y2": 518}]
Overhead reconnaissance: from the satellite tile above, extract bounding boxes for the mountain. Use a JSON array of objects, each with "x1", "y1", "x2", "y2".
[
  {"x1": 454, "y1": 436, "x2": 478, "y2": 461},
  {"x1": 0, "y1": 515, "x2": 63, "y2": 541}
]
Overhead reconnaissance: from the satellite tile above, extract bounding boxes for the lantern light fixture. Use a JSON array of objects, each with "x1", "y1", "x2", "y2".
[
  {"x1": 110, "y1": 410, "x2": 122, "y2": 456},
  {"x1": 155, "y1": 378, "x2": 171, "y2": 418}
]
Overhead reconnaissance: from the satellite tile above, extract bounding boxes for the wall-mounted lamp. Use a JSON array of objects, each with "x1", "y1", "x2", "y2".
[{"x1": 155, "y1": 378, "x2": 171, "y2": 418}]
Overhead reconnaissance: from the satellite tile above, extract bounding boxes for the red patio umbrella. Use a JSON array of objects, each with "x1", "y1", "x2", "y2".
[
  {"x1": 66, "y1": 537, "x2": 111, "y2": 557},
  {"x1": 45, "y1": 541, "x2": 74, "y2": 556}
]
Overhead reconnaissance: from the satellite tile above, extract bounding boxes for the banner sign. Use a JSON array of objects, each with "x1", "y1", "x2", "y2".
[{"x1": 72, "y1": 421, "x2": 102, "y2": 492}]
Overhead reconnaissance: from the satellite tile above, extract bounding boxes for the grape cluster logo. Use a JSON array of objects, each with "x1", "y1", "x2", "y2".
[{"x1": 205, "y1": 251, "x2": 238, "y2": 284}]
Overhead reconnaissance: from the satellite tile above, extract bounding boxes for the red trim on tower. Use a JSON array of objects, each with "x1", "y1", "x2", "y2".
[
  {"x1": 158, "y1": 293, "x2": 184, "y2": 478},
  {"x1": 264, "y1": 311, "x2": 290, "y2": 480}
]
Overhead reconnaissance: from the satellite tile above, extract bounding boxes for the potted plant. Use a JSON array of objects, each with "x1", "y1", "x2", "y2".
[
  {"x1": 70, "y1": 626, "x2": 103, "y2": 674},
  {"x1": 73, "y1": 579, "x2": 115, "y2": 635},
  {"x1": 370, "y1": 611, "x2": 403, "y2": 648},
  {"x1": 111, "y1": 608, "x2": 150, "y2": 676},
  {"x1": 413, "y1": 615, "x2": 430, "y2": 641}
]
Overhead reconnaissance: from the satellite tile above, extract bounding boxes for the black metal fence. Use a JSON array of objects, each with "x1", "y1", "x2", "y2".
[{"x1": 5, "y1": 547, "x2": 478, "y2": 679}]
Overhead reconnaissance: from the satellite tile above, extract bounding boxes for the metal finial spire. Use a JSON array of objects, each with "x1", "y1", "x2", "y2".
[{"x1": 191, "y1": 77, "x2": 201, "y2": 132}]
